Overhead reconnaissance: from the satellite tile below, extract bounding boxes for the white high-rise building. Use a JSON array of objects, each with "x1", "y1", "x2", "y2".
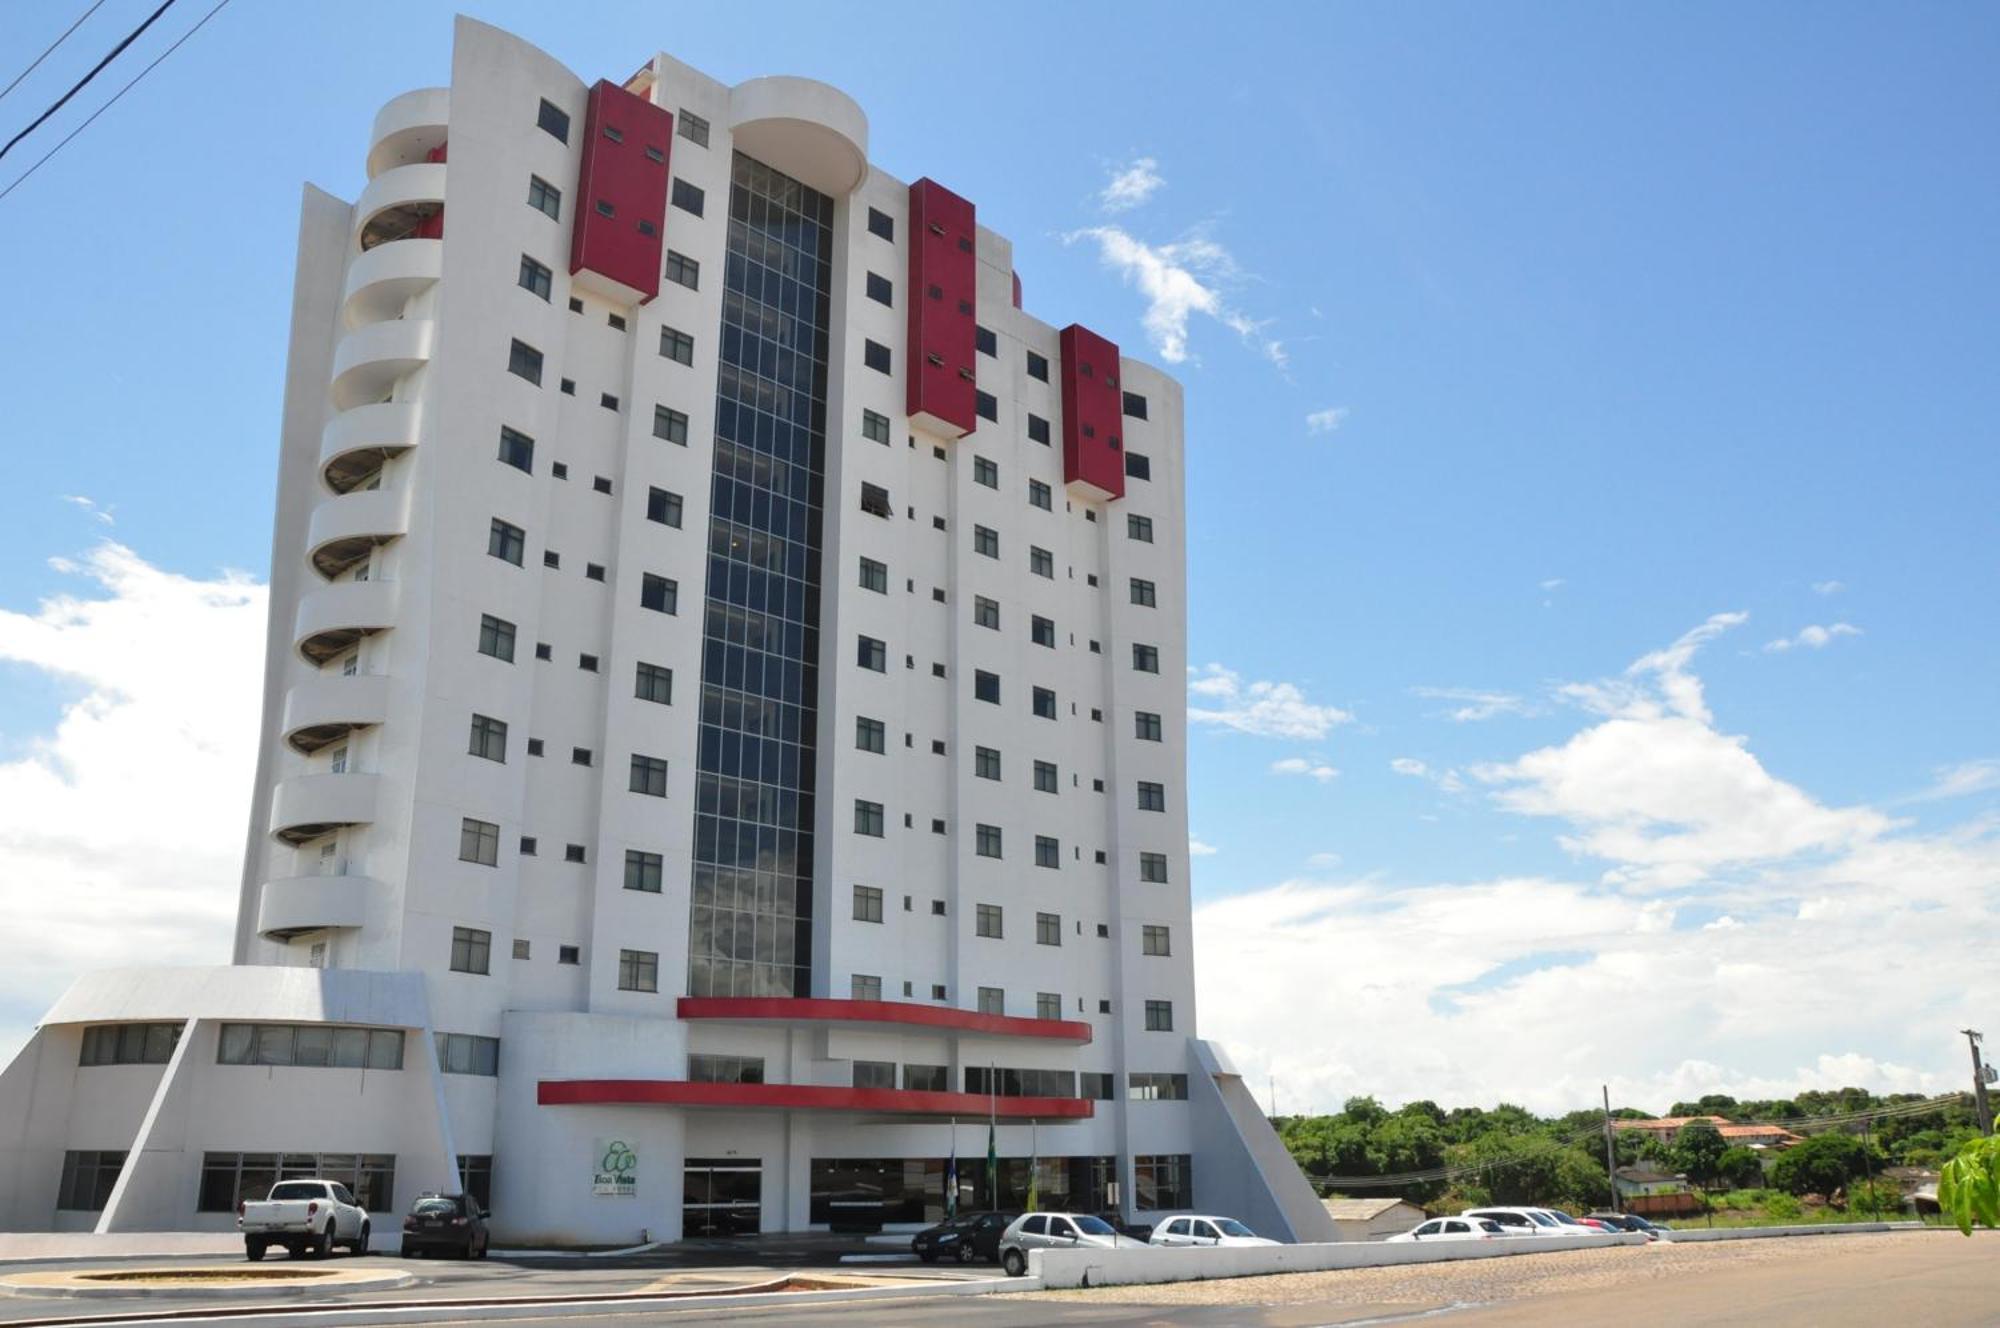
[{"x1": 0, "y1": 19, "x2": 1328, "y2": 1246}]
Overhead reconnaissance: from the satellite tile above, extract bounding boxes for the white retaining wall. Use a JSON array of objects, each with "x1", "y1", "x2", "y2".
[{"x1": 1031, "y1": 1231, "x2": 1644, "y2": 1289}]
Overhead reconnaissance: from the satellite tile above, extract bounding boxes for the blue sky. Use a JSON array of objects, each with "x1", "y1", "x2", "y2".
[{"x1": 0, "y1": 2, "x2": 1994, "y2": 1112}]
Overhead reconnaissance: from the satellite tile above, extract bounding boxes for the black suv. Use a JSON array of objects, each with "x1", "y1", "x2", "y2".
[
  {"x1": 401, "y1": 1193, "x2": 490, "y2": 1259},
  {"x1": 912, "y1": 1211, "x2": 1017, "y2": 1264}
]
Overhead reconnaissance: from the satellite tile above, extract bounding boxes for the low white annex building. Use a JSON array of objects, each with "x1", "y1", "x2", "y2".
[{"x1": 0, "y1": 18, "x2": 1331, "y2": 1247}]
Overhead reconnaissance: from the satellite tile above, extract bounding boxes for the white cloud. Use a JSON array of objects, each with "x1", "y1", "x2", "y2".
[
  {"x1": 60, "y1": 495, "x2": 114, "y2": 526},
  {"x1": 1476, "y1": 614, "x2": 1888, "y2": 888},
  {"x1": 1539, "y1": 578, "x2": 1565, "y2": 592},
  {"x1": 1764, "y1": 622, "x2": 1862, "y2": 653},
  {"x1": 1306, "y1": 851, "x2": 1342, "y2": 869},
  {"x1": 1272, "y1": 757, "x2": 1339, "y2": 783},
  {"x1": 1390, "y1": 757, "x2": 1430, "y2": 778},
  {"x1": 1065, "y1": 226, "x2": 1285, "y2": 367},
  {"x1": 1412, "y1": 686, "x2": 1535, "y2": 722},
  {"x1": 0, "y1": 544, "x2": 264, "y2": 1064},
  {"x1": 1188, "y1": 838, "x2": 1219, "y2": 857},
  {"x1": 1912, "y1": 759, "x2": 2000, "y2": 802},
  {"x1": 1187, "y1": 664, "x2": 1352, "y2": 740},
  {"x1": 1305, "y1": 407, "x2": 1348, "y2": 435},
  {"x1": 1099, "y1": 157, "x2": 1163, "y2": 212},
  {"x1": 1812, "y1": 580, "x2": 1845, "y2": 596},
  {"x1": 1391, "y1": 757, "x2": 1465, "y2": 794}
]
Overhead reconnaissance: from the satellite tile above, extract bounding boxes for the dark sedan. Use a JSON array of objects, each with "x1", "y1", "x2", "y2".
[
  {"x1": 912, "y1": 1211, "x2": 1017, "y2": 1264},
  {"x1": 401, "y1": 1193, "x2": 491, "y2": 1259}
]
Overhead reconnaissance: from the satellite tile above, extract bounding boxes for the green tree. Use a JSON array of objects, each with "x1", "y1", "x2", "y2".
[
  {"x1": 1672, "y1": 1120, "x2": 1729, "y2": 1191},
  {"x1": 1713, "y1": 1146, "x2": 1763, "y2": 1190},
  {"x1": 1770, "y1": 1132, "x2": 1869, "y2": 1199},
  {"x1": 1940, "y1": 1137, "x2": 2000, "y2": 1234}
]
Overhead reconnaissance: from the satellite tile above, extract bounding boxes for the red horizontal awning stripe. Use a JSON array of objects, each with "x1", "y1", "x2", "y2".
[
  {"x1": 675, "y1": 996, "x2": 1092, "y2": 1043},
  {"x1": 537, "y1": 1079, "x2": 1094, "y2": 1118}
]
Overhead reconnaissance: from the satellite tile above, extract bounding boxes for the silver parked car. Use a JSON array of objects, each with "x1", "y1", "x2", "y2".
[{"x1": 998, "y1": 1211, "x2": 1140, "y2": 1276}]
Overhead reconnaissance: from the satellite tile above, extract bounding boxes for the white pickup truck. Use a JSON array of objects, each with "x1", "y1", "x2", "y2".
[{"x1": 238, "y1": 1179, "x2": 371, "y2": 1259}]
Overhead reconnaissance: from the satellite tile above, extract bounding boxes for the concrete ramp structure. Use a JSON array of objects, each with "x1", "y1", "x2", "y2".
[{"x1": 1188, "y1": 1041, "x2": 1336, "y2": 1243}]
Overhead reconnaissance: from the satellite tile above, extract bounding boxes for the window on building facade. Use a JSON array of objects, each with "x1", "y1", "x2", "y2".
[
  {"x1": 976, "y1": 824, "x2": 1003, "y2": 859},
  {"x1": 977, "y1": 987, "x2": 1004, "y2": 1015},
  {"x1": 458, "y1": 817, "x2": 499, "y2": 866},
  {"x1": 659, "y1": 326, "x2": 695, "y2": 364},
  {"x1": 861, "y1": 409, "x2": 891, "y2": 444},
  {"x1": 635, "y1": 661, "x2": 672, "y2": 704},
  {"x1": 973, "y1": 524, "x2": 999, "y2": 558},
  {"x1": 973, "y1": 595, "x2": 1000, "y2": 630},
  {"x1": 975, "y1": 746, "x2": 1001, "y2": 780},
  {"x1": 624, "y1": 849, "x2": 663, "y2": 893},
  {"x1": 1122, "y1": 390, "x2": 1149, "y2": 419},
  {"x1": 689, "y1": 1055, "x2": 767, "y2": 1085},
  {"x1": 1031, "y1": 615, "x2": 1055, "y2": 648},
  {"x1": 1133, "y1": 643, "x2": 1160, "y2": 673},
  {"x1": 670, "y1": 178, "x2": 704, "y2": 215},
  {"x1": 487, "y1": 518, "x2": 525, "y2": 566},
  {"x1": 974, "y1": 669, "x2": 999, "y2": 704},
  {"x1": 629, "y1": 755, "x2": 669, "y2": 797},
  {"x1": 478, "y1": 613, "x2": 516, "y2": 662},
  {"x1": 1136, "y1": 710, "x2": 1163, "y2": 741},
  {"x1": 536, "y1": 97, "x2": 569, "y2": 141},
  {"x1": 850, "y1": 973, "x2": 883, "y2": 1002},
  {"x1": 1035, "y1": 911, "x2": 1062, "y2": 946},
  {"x1": 853, "y1": 884, "x2": 883, "y2": 923},
  {"x1": 1129, "y1": 1072, "x2": 1189, "y2": 1101},
  {"x1": 77, "y1": 1024, "x2": 182, "y2": 1067},
  {"x1": 854, "y1": 800, "x2": 885, "y2": 837},
  {"x1": 468, "y1": 713, "x2": 507, "y2": 762},
  {"x1": 1138, "y1": 781, "x2": 1166, "y2": 812},
  {"x1": 641, "y1": 574, "x2": 678, "y2": 614},
  {"x1": 857, "y1": 635, "x2": 887, "y2": 671},
  {"x1": 975, "y1": 903, "x2": 1003, "y2": 939},
  {"x1": 618, "y1": 949, "x2": 659, "y2": 992},
  {"x1": 653, "y1": 405, "x2": 689, "y2": 443},
  {"x1": 863, "y1": 340, "x2": 890, "y2": 374},
  {"x1": 507, "y1": 338, "x2": 543, "y2": 385},
  {"x1": 1026, "y1": 350, "x2": 1049, "y2": 381},
  {"x1": 665, "y1": 250, "x2": 699, "y2": 289},
  {"x1": 1032, "y1": 760, "x2": 1058, "y2": 793},
  {"x1": 1027, "y1": 413, "x2": 1050, "y2": 445},
  {"x1": 860, "y1": 482, "x2": 892, "y2": 517},
  {"x1": 450, "y1": 927, "x2": 491, "y2": 975},
  {"x1": 1126, "y1": 451, "x2": 1151, "y2": 480},
  {"x1": 1028, "y1": 479, "x2": 1052, "y2": 510},
  {"x1": 975, "y1": 390, "x2": 997, "y2": 422},
  {"x1": 859, "y1": 556, "x2": 887, "y2": 593},
  {"x1": 517, "y1": 255, "x2": 552, "y2": 301},
  {"x1": 1135, "y1": 1155, "x2": 1192, "y2": 1209},
  {"x1": 1035, "y1": 836, "x2": 1060, "y2": 869},
  {"x1": 527, "y1": 175, "x2": 561, "y2": 219},
  {"x1": 1032, "y1": 686, "x2": 1057, "y2": 719},
  {"x1": 1131, "y1": 577, "x2": 1157, "y2": 608},
  {"x1": 856, "y1": 716, "x2": 886, "y2": 753},
  {"x1": 647, "y1": 486, "x2": 684, "y2": 527},
  {"x1": 1142, "y1": 924, "x2": 1172, "y2": 956},
  {"x1": 1029, "y1": 546, "x2": 1054, "y2": 578},
  {"x1": 1139, "y1": 852, "x2": 1169, "y2": 883},
  {"x1": 867, "y1": 206, "x2": 895, "y2": 240},
  {"x1": 865, "y1": 271, "x2": 892, "y2": 305},
  {"x1": 676, "y1": 108, "x2": 709, "y2": 146},
  {"x1": 1128, "y1": 513, "x2": 1154, "y2": 542},
  {"x1": 1144, "y1": 1000, "x2": 1174, "y2": 1032},
  {"x1": 435, "y1": 1033, "x2": 500, "y2": 1077},
  {"x1": 973, "y1": 455, "x2": 998, "y2": 488}
]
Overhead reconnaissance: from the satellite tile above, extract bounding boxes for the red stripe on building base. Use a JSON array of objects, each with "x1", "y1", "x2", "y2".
[
  {"x1": 675, "y1": 996, "x2": 1092, "y2": 1043},
  {"x1": 537, "y1": 1079, "x2": 1093, "y2": 1119}
]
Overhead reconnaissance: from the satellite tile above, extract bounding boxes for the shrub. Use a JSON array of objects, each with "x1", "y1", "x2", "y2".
[{"x1": 1766, "y1": 1193, "x2": 1803, "y2": 1220}]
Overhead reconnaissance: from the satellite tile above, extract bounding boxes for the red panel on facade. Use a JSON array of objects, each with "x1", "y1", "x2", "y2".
[
  {"x1": 1059, "y1": 324, "x2": 1126, "y2": 501},
  {"x1": 677, "y1": 996, "x2": 1092, "y2": 1043},
  {"x1": 905, "y1": 177, "x2": 977, "y2": 438},
  {"x1": 569, "y1": 79, "x2": 672, "y2": 305},
  {"x1": 538, "y1": 1079, "x2": 1094, "y2": 1119},
  {"x1": 413, "y1": 142, "x2": 446, "y2": 239}
]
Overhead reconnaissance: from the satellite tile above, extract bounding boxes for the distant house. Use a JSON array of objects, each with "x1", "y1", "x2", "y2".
[
  {"x1": 1322, "y1": 1197, "x2": 1426, "y2": 1241},
  {"x1": 1613, "y1": 1115, "x2": 1801, "y2": 1150},
  {"x1": 1613, "y1": 1166, "x2": 1703, "y2": 1217}
]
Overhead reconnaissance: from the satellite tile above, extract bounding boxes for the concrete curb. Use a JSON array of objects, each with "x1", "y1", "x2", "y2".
[
  {"x1": 1664, "y1": 1221, "x2": 1930, "y2": 1242},
  {"x1": 0, "y1": 1273, "x2": 1039, "y2": 1328},
  {"x1": 1031, "y1": 1232, "x2": 1647, "y2": 1290},
  {"x1": 0, "y1": 1268, "x2": 419, "y2": 1301}
]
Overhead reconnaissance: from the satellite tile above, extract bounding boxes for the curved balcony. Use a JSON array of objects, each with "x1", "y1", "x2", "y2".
[
  {"x1": 281, "y1": 673, "x2": 389, "y2": 754},
  {"x1": 256, "y1": 873, "x2": 377, "y2": 939},
  {"x1": 294, "y1": 579, "x2": 399, "y2": 665},
  {"x1": 342, "y1": 237, "x2": 442, "y2": 329},
  {"x1": 355, "y1": 161, "x2": 447, "y2": 252},
  {"x1": 727, "y1": 77, "x2": 869, "y2": 197},
  {"x1": 268, "y1": 773, "x2": 381, "y2": 846},
  {"x1": 329, "y1": 318, "x2": 433, "y2": 412},
  {"x1": 307, "y1": 486, "x2": 410, "y2": 580},
  {"x1": 319, "y1": 400, "x2": 420, "y2": 494},
  {"x1": 365, "y1": 87, "x2": 449, "y2": 180}
]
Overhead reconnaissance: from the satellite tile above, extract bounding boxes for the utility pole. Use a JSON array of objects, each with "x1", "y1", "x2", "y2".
[
  {"x1": 1965, "y1": 1029, "x2": 1994, "y2": 1137},
  {"x1": 1601, "y1": 1085, "x2": 1622, "y2": 1214}
]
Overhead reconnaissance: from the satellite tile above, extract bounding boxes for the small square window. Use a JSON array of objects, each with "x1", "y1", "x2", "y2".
[
  {"x1": 976, "y1": 902, "x2": 1003, "y2": 936},
  {"x1": 671, "y1": 178, "x2": 704, "y2": 216},
  {"x1": 1035, "y1": 836, "x2": 1060, "y2": 869},
  {"x1": 975, "y1": 746, "x2": 1001, "y2": 780},
  {"x1": 542, "y1": 551, "x2": 559, "y2": 568},
  {"x1": 507, "y1": 339, "x2": 543, "y2": 386},
  {"x1": 1028, "y1": 414, "x2": 1050, "y2": 445},
  {"x1": 1028, "y1": 480, "x2": 1052, "y2": 510},
  {"x1": 635, "y1": 661, "x2": 672, "y2": 704},
  {"x1": 526, "y1": 738, "x2": 544, "y2": 756},
  {"x1": 975, "y1": 390, "x2": 998, "y2": 422},
  {"x1": 974, "y1": 670, "x2": 1000, "y2": 704},
  {"x1": 1126, "y1": 451, "x2": 1152, "y2": 481},
  {"x1": 863, "y1": 340, "x2": 891, "y2": 375},
  {"x1": 1136, "y1": 710, "x2": 1163, "y2": 742},
  {"x1": 859, "y1": 557, "x2": 887, "y2": 593},
  {"x1": 1128, "y1": 514, "x2": 1154, "y2": 543},
  {"x1": 1133, "y1": 643, "x2": 1160, "y2": 673},
  {"x1": 973, "y1": 456, "x2": 998, "y2": 488},
  {"x1": 607, "y1": 313, "x2": 627, "y2": 332},
  {"x1": 973, "y1": 595, "x2": 999, "y2": 630},
  {"x1": 592, "y1": 475, "x2": 613, "y2": 494},
  {"x1": 857, "y1": 635, "x2": 887, "y2": 672},
  {"x1": 1033, "y1": 760, "x2": 1058, "y2": 794},
  {"x1": 564, "y1": 843, "x2": 587, "y2": 863},
  {"x1": 1138, "y1": 781, "x2": 1167, "y2": 812},
  {"x1": 862, "y1": 409, "x2": 891, "y2": 444},
  {"x1": 1032, "y1": 686, "x2": 1057, "y2": 720},
  {"x1": 1031, "y1": 616, "x2": 1055, "y2": 648},
  {"x1": 578, "y1": 652, "x2": 598, "y2": 671},
  {"x1": 856, "y1": 716, "x2": 886, "y2": 753},
  {"x1": 854, "y1": 799, "x2": 885, "y2": 837},
  {"x1": 976, "y1": 325, "x2": 997, "y2": 357},
  {"x1": 853, "y1": 884, "x2": 884, "y2": 923},
  {"x1": 559, "y1": 945, "x2": 581, "y2": 965},
  {"x1": 527, "y1": 176, "x2": 562, "y2": 220},
  {"x1": 664, "y1": 251, "x2": 699, "y2": 289},
  {"x1": 1122, "y1": 390, "x2": 1149, "y2": 419},
  {"x1": 534, "y1": 643, "x2": 552, "y2": 661},
  {"x1": 973, "y1": 525, "x2": 999, "y2": 558},
  {"x1": 518, "y1": 255, "x2": 552, "y2": 301},
  {"x1": 867, "y1": 207, "x2": 894, "y2": 241},
  {"x1": 1027, "y1": 350, "x2": 1049, "y2": 381},
  {"x1": 647, "y1": 487, "x2": 683, "y2": 528},
  {"x1": 640, "y1": 574, "x2": 678, "y2": 615},
  {"x1": 865, "y1": 271, "x2": 892, "y2": 306},
  {"x1": 1029, "y1": 546, "x2": 1054, "y2": 578},
  {"x1": 976, "y1": 825, "x2": 1003, "y2": 859},
  {"x1": 571, "y1": 748, "x2": 592, "y2": 767},
  {"x1": 497, "y1": 426, "x2": 534, "y2": 473},
  {"x1": 677, "y1": 109, "x2": 710, "y2": 147},
  {"x1": 654, "y1": 406, "x2": 689, "y2": 444},
  {"x1": 659, "y1": 327, "x2": 695, "y2": 365}
]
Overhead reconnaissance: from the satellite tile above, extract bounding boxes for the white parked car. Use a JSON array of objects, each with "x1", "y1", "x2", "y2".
[
  {"x1": 1460, "y1": 1206, "x2": 1571, "y2": 1237},
  {"x1": 998, "y1": 1212, "x2": 1142, "y2": 1276},
  {"x1": 238, "y1": 1179, "x2": 370, "y2": 1260},
  {"x1": 1387, "y1": 1216, "x2": 1508, "y2": 1243},
  {"x1": 1148, "y1": 1215, "x2": 1277, "y2": 1248}
]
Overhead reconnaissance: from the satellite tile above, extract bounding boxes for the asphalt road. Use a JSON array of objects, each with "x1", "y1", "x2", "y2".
[{"x1": 0, "y1": 1231, "x2": 1991, "y2": 1327}]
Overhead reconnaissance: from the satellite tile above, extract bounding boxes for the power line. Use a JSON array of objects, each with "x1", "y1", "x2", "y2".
[
  {"x1": 0, "y1": 0, "x2": 111, "y2": 104},
  {"x1": 0, "y1": 0, "x2": 230, "y2": 205},
  {"x1": 0, "y1": 0, "x2": 179, "y2": 163}
]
